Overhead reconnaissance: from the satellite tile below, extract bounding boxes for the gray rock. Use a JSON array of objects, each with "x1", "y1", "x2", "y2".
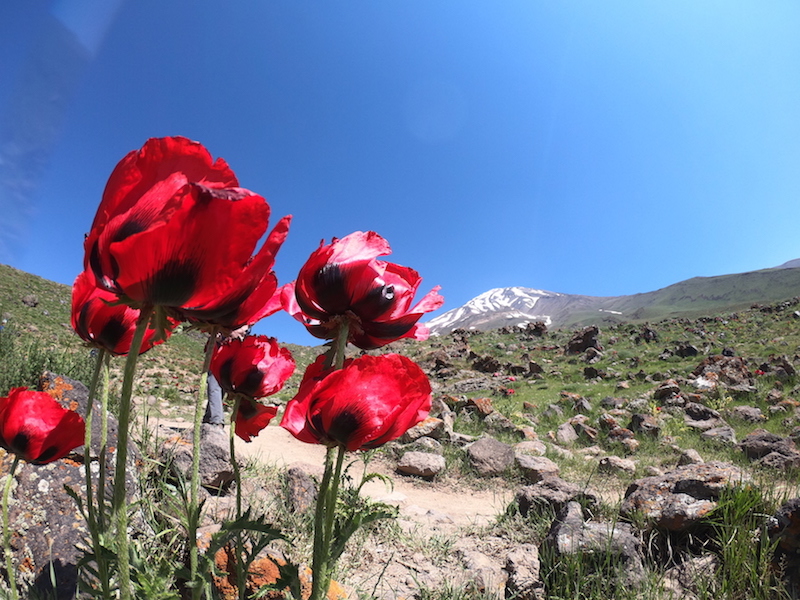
[
  {"x1": 162, "y1": 423, "x2": 234, "y2": 491},
  {"x1": 620, "y1": 462, "x2": 749, "y2": 532},
  {"x1": 400, "y1": 417, "x2": 445, "y2": 442},
  {"x1": 543, "y1": 501, "x2": 645, "y2": 587},
  {"x1": 516, "y1": 476, "x2": 600, "y2": 517},
  {"x1": 661, "y1": 554, "x2": 719, "y2": 600},
  {"x1": 404, "y1": 436, "x2": 444, "y2": 455},
  {"x1": 598, "y1": 455, "x2": 636, "y2": 475},
  {"x1": 516, "y1": 455, "x2": 560, "y2": 483},
  {"x1": 3, "y1": 372, "x2": 135, "y2": 599},
  {"x1": 555, "y1": 421, "x2": 579, "y2": 445},
  {"x1": 504, "y1": 544, "x2": 544, "y2": 600},
  {"x1": 483, "y1": 410, "x2": 519, "y2": 434},
  {"x1": 21, "y1": 293, "x2": 39, "y2": 307},
  {"x1": 653, "y1": 379, "x2": 681, "y2": 400},
  {"x1": 396, "y1": 451, "x2": 445, "y2": 479},
  {"x1": 515, "y1": 440, "x2": 547, "y2": 457},
  {"x1": 454, "y1": 540, "x2": 506, "y2": 594},
  {"x1": 629, "y1": 413, "x2": 661, "y2": 437},
  {"x1": 684, "y1": 403, "x2": 728, "y2": 431},
  {"x1": 738, "y1": 429, "x2": 799, "y2": 461},
  {"x1": 757, "y1": 451, "x2": 800, "y2": 470},
  {"x1": 730, "y1": 405, "x2": 766, "y2": 423},
  {"x1": 768, "y1": 498, "x2": 800, "y2": 594},
  {"x1": 700, "y1": 426, "x2": 737, "y2": 445},
  {"x1": 285, "y1": 466, "x2": 318, "y2": 513},
  {"x1": 677, "y1": 448, "x2": 704, "y2": 466},
  {"x1": 467, "y1": 436, "x2": 515, "y2": 476}
]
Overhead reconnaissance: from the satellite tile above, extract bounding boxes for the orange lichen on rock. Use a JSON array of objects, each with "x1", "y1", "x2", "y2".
[
  {"x1": 212, "y1": 545, "x2": 347, "y2": 600},
  {"x1": 41, "y1": 375, "x2": 74, "y2": 401}
]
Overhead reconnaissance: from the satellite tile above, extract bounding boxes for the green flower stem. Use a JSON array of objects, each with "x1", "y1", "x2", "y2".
[
  {"x1": 310, "y1": 320, "x2": 351, "y2": 600},
  {"x1": 112, "y1": 305, "x2": 153, "y2": 600},
  {"x1": 229, "y1": 395, "x2": 243, "y2": 519},
  {"x1": 311, "y1": 444, "x2": 347, "y2": 600},
  {"x1": 228, "y1": 394, "x2": 246, "y2": 600},
  {"x1": 310, "y1": 446, "x2": 336, "y2": 600},
  {"x1": 189, "y1": 331, "x2": 217, "y2": 600},
  {"x1": 98, "y1": 351, "x2": 111, "y2": 530},
  {"x1": 3, "y1": 455, "x2": 20, "y2": 600},
  {"x1": 83, "y1": 348, "x2": 112, "y2": 598},
  {"x1": 334, "y1": 321, "x2": 349, "y2": 370}
]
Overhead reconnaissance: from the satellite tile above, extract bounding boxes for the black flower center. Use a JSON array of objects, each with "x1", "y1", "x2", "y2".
[{"x1": 145, "y1": 259, "x2": 199, "y2": 307}]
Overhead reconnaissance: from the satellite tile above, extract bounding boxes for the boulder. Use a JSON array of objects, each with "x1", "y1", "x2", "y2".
[
  {"x1": 285, "y1": 466, "x2": 318, "y2": 513},
  {"x1": 620, "y1": 462, "x2": 749, "y2": 532},
  {"x1": 2, "y1": 372, "x2": 135, "y2": 599},
  {"x1": 161, "y1": 423, "x2": 234, "y2": 491},
  {"x1": 738, "y1": 429, "x2": 798, "y2": 461},
  {"x1": 516, "y1": 476, "x2": 600, "y2": 517},
  {"x1": 504, "y1": 544, "x2": 544, "y2": 600},
  {"x1": 691, "y1": 355, "x2": 756, "y2": 392},
  {"x1": 768, "y1": 498, "x2": 800, "y2": 595},
  {"x1": 516, "y1": 455, "x2": 560, "y2": 483},
  {"x1": 467, "y1": 436, "x2": 515, "y2": 476},
  {"x1": 565, "y1": 326, "x2": 602, "y2": 355},
  {"x1": 542, "y1": 501, "x2": 645, "y2": 587},
  {"x1": 396, "y1": 451, "x2": 445, "y2": 479}
]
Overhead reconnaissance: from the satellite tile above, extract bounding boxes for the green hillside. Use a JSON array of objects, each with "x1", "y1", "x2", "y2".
[{"x1": 563, "y1": 267, "x2": 800, "y2": 328}]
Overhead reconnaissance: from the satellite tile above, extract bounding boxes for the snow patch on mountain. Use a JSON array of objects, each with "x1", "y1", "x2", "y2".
[{"x1": 426, "y1": 287, "x2": 561, "y2": 334}]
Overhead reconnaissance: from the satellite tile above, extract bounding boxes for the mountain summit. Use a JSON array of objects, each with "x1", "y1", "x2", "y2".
[
  {"x1": 425, "y1": 287, "x2": 605, "y2": 335},
  {"x1": 426, "y1": 263, "x2": 800, "y2": 336}
]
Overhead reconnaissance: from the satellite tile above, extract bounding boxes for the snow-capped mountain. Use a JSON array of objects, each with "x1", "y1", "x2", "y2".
[
  {"x1": 425, "y1": 262, "x2": 800, "y2": 336},
  {"x1": 425, "y1": 287, "x2": 606, "y2": 335}
]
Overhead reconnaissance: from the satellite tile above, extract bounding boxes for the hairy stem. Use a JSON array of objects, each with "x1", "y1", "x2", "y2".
[
  {"x1": 189, "y1": 330, "x2": 217, "y2": 599},
  {"x1": 83, "y1": 348, "x2": 111, "y2": 597},
  {"x1": 3, "y1": 456, "x2": 20, "y2": 600},
  {"x1": 112, "y1": 305, "x2": 152, "y2": 600}
]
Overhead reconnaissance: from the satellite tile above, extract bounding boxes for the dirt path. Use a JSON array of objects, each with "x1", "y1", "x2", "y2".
[
  {"x1": 235, "y1": 424, "x2": 513, "y2": 529},
  {"x1": 154, "y1": 417, "x2": 513, "y2": 529}
]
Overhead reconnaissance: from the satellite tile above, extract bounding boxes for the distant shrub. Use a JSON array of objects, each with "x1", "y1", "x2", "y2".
[{"x1": 0, "y1": 325, "x2": 94, "y2": 395}]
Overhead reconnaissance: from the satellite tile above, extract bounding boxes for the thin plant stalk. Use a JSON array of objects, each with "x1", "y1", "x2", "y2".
[
  {"x1": 310, "y1": 446, "x2": 336, "y2": 600},
  {"x1": 229, "y1": 395, "x2": 243, "y2": 518},
  {"x1": 333, "y1": 321, "x2": 349, "y2": 370},
  {"x1": 228, "y1": 394, "x2": 247, "y2": 600},
  {"x1": 2, "y1": 455, "x2": 20, "y2": 600},
  {"x1": 82, "y1": 348, "x2": 112, "y2": 597},
  {"x1": 98, "y1": 350, "x2": 111, "y2": 530},
  {"x1": 111, "y1": 305, "x2": 153, "y2": 600},
  {"x1": 189, "y1": 330, "x2": 217, "y2": 599},
  {"x1": 310, "y1": 320, "x2": 350, "y2": 600}
]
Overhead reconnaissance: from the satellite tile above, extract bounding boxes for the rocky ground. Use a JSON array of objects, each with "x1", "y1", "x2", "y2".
[{"x1": 5, "y1": 297, "x2": 800, "y2": 599}]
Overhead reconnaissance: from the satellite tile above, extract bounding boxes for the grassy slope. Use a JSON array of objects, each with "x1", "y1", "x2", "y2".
[{"x1": 563, "y1": 267, "x2": 800, "y2": 328}]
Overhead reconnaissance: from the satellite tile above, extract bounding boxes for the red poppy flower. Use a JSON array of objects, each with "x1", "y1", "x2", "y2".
[
  {"x1": 84, "y1": 136, "x2": 291, "y2": 329},
  {"x1": 210, "y1": 335, "x2": 295, "y2": 399},
  {"x1": 0, "y1": 387, "x2": 85, "y2": 464},
  {"x1": 282, "y1": 231, "x2": 443, "y2": 349},
  {"x1": 71, "y1": 270, "x2": 174, "y2": 355},
  {"x1": 234, "y1": 399, "x2": 278, "y2": 443},
  {"x1": 280, "y1": 354, "x2": 431, "y2": 451}
]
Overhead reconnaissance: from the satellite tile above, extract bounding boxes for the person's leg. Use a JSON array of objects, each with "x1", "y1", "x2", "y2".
[{"x1": 203, "y1": 372, "x2": 224, "y2": 425}]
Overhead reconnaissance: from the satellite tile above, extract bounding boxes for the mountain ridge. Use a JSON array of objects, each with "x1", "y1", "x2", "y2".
[{"x1": 426, "y1": 261, "x2": 800, "y2": 335}]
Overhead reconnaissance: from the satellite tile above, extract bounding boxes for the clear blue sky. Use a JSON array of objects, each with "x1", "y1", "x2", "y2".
[{"x1": 2, "y1": 1, "x2": 799, "y2": 345}]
